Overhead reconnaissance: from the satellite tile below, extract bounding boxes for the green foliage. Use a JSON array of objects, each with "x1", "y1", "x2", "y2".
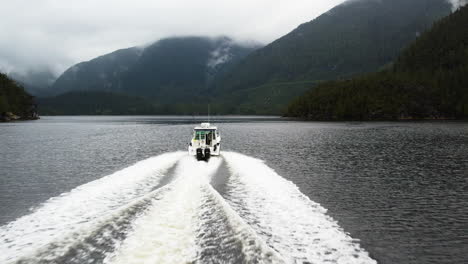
[
  {"x1": 0, "y1": 73, "x2": 36, "y2": 118},
  {"x1": 214, "y1": 80, "x2": 321, "y2": 114},
  {"x1": 214, "y1": 0, "x2": 451, "y2": 111},
  {"x1": 39, "y1": 91, "x2": 227, "y2": 115},
  {"x1": 286, "y1": 5, "x2": 468, "y2": 120},
  {"x1": 38, "y1": 91, "x2": 160, "y2": 115}
]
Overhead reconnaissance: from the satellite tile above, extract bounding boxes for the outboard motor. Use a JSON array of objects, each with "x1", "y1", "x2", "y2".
[
  {"x1": 204, "y1": 148, "x2": 211, "y2": 161},
  {"x1": 196, "y1": 148, "x2": 204, "y2": 161}
]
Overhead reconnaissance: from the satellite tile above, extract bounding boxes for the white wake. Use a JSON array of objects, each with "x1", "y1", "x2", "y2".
[
  {"x1": 0, "y1": 152, "x2": 184, "y2": 263},
  {"x1": 105, "y1": 156, "x2": 223, "y2": 264},
  {"x1": 0, "y1": 151, "x2": 376, "y2": 264},
  {"x1": 222, "y1": 152, "x2": 376, "y2": 264}
]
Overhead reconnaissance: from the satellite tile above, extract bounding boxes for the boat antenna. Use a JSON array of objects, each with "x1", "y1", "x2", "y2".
[{"x1": 208, "y1": 104, "x2": 210, "y2": 123}]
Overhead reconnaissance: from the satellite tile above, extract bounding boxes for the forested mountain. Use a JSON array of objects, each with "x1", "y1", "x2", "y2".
[
  {"x1": 51, "y1": 37, "x2": 259, "y2": 100},
  {"x1": 286, "y1": 5, "x2": 468, "y2": 120},
  {"x1": 120, "y1": 37, "x2": 258, "y2": 102},
  {"x1": 0, "y1": 73, "x2": 38, "y2": 121},
  {"x1": 51, "y1": 47, "x2": 143, "y2": 95},
  {"x1": 214, "y1": 0, "x2": 452, "y2": 113},
  {"x1": 43, "y1": 36, "x2": 259, "y2": 114},
  {"x1": 42, "y1": 0, "x2": 455, "y2": 115}
]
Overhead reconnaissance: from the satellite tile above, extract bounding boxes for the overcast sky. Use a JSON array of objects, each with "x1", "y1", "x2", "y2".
[{"x1": 0, "y1": 0, "x2": 346, "y2": 77}]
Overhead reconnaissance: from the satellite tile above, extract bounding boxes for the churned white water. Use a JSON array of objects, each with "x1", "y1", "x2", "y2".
[
  {"x1": 197, "y1": 184, "x2": 285, "y2": 263},
  {"x1": 0, "y1": 151, "x2": 376, "y2": 264},
  {"x1": 222, "y1": 152, "x2": 376, "y2": 264},
  {"x1": 0, "y1": 152, "x2": 184, "y2": 264},
  {"x1": 105, "y1": 156, "x2": 223, "y2": 264}
]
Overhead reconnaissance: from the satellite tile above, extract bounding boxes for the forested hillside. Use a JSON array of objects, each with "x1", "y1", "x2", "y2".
[
  {"x1": 41, "y1": 0, "x2": 456, "y2": 115},
  {"x1": 286, "y1": 5, "x2": 468, "y2": 120},
  {"x1": 50, "y1": 36, "x2": 259, "y2": 101},
  {"x1": 214, "y1": 0, "x2": 452, "y2": 113},
  {"x1": 42, "y1": 37, "x2": 259, "y2": 114},
  {"x1": 51, "y1": 47, "x2": 142, "y2": 95},
  {"x1": 38, "y1": 91, "x2": 214, "y2": 115},
  {"x1": 0, "y1": 73, "x2": 38, "y2": 121},
  {"x1": 120, "y1": 37, "x2": 257, "y2": 102},
  {"x1": 38, "y1": 91, "x2": 158, "y2": 115}
]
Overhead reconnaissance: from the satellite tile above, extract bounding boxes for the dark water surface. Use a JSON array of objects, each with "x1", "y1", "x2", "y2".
[{"x1": 0, "y1": 116, "x2": 467, "y2": 264}]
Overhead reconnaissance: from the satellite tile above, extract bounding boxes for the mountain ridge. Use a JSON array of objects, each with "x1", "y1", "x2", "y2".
[
  {"x1": 212, "y1": 0, "x2": 452, "y2": 114},
  {"x1": 41, "y1": 0, "x2": 455, "y2": 115},
  {"x1": 50, "y1": 36, "x2": 260, "y2": 100},
  {"x1": 286, "y1": 4, "x2": 468, "y2": 120},
  {"x1": 51, "y1": 47, "x2": 143, "y2": 95}
]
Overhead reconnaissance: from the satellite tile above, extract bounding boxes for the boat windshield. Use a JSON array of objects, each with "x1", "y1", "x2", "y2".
[{"x1": 194, "y1": 129, "x2": 215, "y2": 140}]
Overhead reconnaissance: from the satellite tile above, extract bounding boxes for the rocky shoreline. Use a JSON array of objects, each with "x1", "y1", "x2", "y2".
[{"x1": 0, "y1": 111, "x2": 39, "y2": 122}]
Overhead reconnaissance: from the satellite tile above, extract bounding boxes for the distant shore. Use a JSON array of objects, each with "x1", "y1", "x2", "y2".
[
  {"x1": 0, "y1": 112, "x2": 39, "y2": 122},
  {"x1": 283, "y1": 115, "x2": 466, "y2": 122}
]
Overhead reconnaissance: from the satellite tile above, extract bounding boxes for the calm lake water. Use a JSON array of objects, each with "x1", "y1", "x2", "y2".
[{"x1": 0, "y1": 116, "x2": 467, "y2": 264}]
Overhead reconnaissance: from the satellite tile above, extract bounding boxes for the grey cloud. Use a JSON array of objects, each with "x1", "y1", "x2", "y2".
[
  {"x1": 0, "y1": 0, "x2": 345, "y2": 79},
  {"x1": 448, "y1": 0, "x2": 468, "y2": 10}
]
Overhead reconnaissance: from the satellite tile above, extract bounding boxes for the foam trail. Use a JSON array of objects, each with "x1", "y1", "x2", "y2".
[
  {"x1": 196, "y1": 183, "x2": 285, "y2": 263},
  {"x1": 0, "y1": 152, "x2": 184, "y2": 264},
  {"x1": 105, "y1": 156, "x2": 223, "y2": 264},
  {"x1": 222, "y1": 152, "x2": 376, "y2": 264},
  {"x1": 15, "y1": 184, "x2": 174, "y2": 264}
]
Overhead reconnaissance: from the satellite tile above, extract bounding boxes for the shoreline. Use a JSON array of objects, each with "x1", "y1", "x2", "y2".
[{"x1": 0, "y1": 112, "x2": 40, "y2": 122}]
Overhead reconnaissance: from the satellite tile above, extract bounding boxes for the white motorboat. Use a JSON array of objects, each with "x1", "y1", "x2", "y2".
[{"x1": 188, "y1": 123, "x2": 221, "y2": 160}]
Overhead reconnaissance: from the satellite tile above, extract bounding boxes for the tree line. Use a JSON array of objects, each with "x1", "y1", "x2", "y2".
[{"x1": 286, "y1": 5, "x2": 468, "y2": 120}]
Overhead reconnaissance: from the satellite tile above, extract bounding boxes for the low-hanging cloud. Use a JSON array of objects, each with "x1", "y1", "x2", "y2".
[
  {"x1": 448, "y1": 0, "x2": 468, "y2": 10},
  {"x1": 0, "y1": 0, "x2": 344, "y2": 78}
]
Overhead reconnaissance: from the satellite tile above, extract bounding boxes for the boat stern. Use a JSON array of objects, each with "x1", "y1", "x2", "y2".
[{"x1": 188, "y1": 123, "x2": 221, "y2": 161}]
